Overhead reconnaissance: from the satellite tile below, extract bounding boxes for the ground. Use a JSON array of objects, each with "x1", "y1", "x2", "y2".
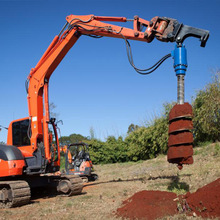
[{"x1": 0, "y1": 143, "x2": 220, "y2": 220}]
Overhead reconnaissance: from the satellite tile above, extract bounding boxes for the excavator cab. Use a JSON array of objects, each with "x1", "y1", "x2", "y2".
[
  {"x1": 65, "y1": 142, "x2": 98, "y2": 182},
  {"x1": 6, "y1": 117, "x2": 60, "y2": 175}
]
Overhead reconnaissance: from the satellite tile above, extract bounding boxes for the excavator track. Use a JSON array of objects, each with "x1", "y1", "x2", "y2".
[
  {"x1": 0, "y1": 181, "x2": 30, "y2": 208},
  {"x1": 0, "y1": 175, "x2": 82, "y2": 208},
  {"x1": 57, "y1": 174, "x2": 83, "y2": 196}
]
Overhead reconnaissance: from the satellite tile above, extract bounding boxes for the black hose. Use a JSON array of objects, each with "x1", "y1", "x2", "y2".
[
  {"x1": 123, "y1": 37, "x2": 171, "y2": 75},
  {"x1": 66, "y1": 19, "x2": 171, "y2": 75}
]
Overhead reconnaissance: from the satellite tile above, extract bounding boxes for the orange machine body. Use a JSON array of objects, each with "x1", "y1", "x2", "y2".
[
  {"x1": 69, "y1": 161, "x2": 93, "y2": 176},
  {"x1": 1, "y1": 14, "x2": 194, "y2": 178},
  {"x1": 65, "y1": 142, "x2": 97, "y2": 181},
  {"x1": 0, "y1": 159, "x2": 25, "y2": 177}
]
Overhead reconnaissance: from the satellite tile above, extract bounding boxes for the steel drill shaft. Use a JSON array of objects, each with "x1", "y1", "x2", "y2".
[{"x1": 177, "y1": 75, "x2": 185, "y2": 104}]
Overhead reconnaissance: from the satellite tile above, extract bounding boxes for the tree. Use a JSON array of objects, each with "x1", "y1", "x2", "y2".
[
  {"x1": 127, "y1": 123, "x2": 139, "y2": 134},
  {"x1": 105, "y1": 136, "x2": 128, "y2": 163},
  {"x1": 49, "y1": 102, "x2": 59, "y2": 120},
  {"x1": 126, "y1": 102, "x2": 173, "y2": 161},
  {"x1": 89, "y1": 126, "x2": 95, "y2": 140},
  {"x1": 59, "y1": 133, "x2": 88, "y2": 145},
  {"x1": 86, "y1": 139, "x2": 106, "y2": 164},
  {"x1": 192, "y1": 70, "x2": 220, "y2": 143},
  {"x1": 86, "y1": 136, "x2": 129, "y2": 164}
]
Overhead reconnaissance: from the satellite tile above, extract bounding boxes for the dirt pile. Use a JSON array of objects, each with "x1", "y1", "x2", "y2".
[
  {"x1": 183, "y1": 177, "x2": 220, "y2": 218},
  {"x1": 116, "y1": 178, "x2": 220, "y2": 220},
  {"x1": 116, "y1": 190, "x2": 178, "y2": 220}
]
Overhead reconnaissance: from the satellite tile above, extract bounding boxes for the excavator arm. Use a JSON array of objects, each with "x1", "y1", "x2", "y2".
[
  {"x1": 25, "y1": 14, "x2": 209, "y2": 166},
  {"x1": 1, "y1": 14, "x2": 210, "y2": 208}
]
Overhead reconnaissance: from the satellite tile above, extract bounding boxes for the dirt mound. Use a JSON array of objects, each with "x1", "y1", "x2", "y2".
[
  {"x1": 116, "y1": 178, "x2": 220, "y2": 220},
  {"x1": 116, "y1": 190, "x2": 178, "y2": 220},
  {"x1": 184, "y1": 177, "x2": 220, "y2": 218}
]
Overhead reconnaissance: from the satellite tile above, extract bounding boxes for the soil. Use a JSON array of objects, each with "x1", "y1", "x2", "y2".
[
  {"x1": 169, "y1": 103, "x2": 193, "y2": 121},
  {"x1": 184, "y1": 177, "x2": 220, "y2": 218},
  {"x1": 116, "y1": 177, "x2": 220, "y2": 220},
  {"x1": 168, "y1": 118, "x2": 193, "y2": 134},
  {"x1": 168, "y1": 132, "x2": 193, "y2": 146},
  {"x1": 116, "y1": 190, "x2": 178, "y2": 220},
  {"x1": 168, "y1": 103, "x2": 194, "y2": 168}
]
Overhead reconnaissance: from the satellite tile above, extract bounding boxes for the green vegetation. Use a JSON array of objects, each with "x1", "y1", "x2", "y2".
[
  {"x1": 214, "y1": 143, "x2": 220, "y2": 156},
  {"x1": 87, "y1": 136, "x2": 129, "y2": 164},
  {"x1": 60, "y1": 133, "x2": 89, "y2": 145},
  {"x1": 60, "y1": 152, "x2": 66, "y2": 170},
  {"x1": 168, "y1": 181, "x2": 189, "y2": 195},
  {"x1": 59, "y1": 71, "x2": 220, "y2": 165},
  {"x1": 192, "y1": 71, "x2": 220, "y2": 144},
  {"x1": 167, "y1": 173, "x2": 189, "y2": 195}
]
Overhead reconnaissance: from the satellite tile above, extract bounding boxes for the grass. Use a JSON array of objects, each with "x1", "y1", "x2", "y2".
[
  {"x1": 167, "y1": 180, "x2": 189, "y2": 195},
  {"x1": 194, "y1": 141, "x2": 220, "y2": 156},
  {"x1": 0, "y1": 142, "x2": 219, "y2": 220},
  {"x1": 214, "y1": 143, "x2": 220, "y2": 156}
]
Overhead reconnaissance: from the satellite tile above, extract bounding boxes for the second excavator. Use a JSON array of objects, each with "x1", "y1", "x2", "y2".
[{"x1": 65, "y1": 142, "x2": 98, "y2": 182}]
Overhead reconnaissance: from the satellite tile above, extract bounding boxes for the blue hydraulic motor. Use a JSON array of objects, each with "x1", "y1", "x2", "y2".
[{"x1": 172, "y1": 44, "x2": 187, "y2": 104}]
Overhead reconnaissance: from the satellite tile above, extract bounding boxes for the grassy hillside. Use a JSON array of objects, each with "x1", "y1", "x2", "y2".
[{"x1": 1, "y1": 142, "x2": 220, "y2": 220}]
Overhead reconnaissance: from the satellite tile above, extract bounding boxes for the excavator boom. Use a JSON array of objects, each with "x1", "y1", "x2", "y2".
[{"x1": 25, "y1": 15, "x2": 209, "y2": 164}]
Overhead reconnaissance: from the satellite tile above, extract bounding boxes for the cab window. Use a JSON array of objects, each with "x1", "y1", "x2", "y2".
[{"x1": 12, "y1": 119, "x2": 31, "y2": 146}]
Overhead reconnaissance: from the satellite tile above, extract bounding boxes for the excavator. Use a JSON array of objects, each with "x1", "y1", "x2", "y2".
[
  {"x1": 0, "y1": 14, "x2": 209, "y2": 207},
  {"x1": 65, "y1": 142, "x2": 98, "y2": 182}
]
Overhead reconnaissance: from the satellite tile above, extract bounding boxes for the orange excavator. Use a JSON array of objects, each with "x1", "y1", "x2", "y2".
[{"x1": 0, "y1": 14, "x2": 209, "y2": 207}]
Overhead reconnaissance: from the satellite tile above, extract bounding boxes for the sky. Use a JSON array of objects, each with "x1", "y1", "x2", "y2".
[{"x1": 0, "y1": 0, "x2": 219, "y2": 142}]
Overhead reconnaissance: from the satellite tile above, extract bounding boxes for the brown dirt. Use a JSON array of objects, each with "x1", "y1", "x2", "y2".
[
  {"x1": 167, "y1": 145, "x2": 193, "y2": 159},
  {"x1": 168, "y1": 132, "x2": 193, "y2": 146},
  {"x1": 168, "y1": 119, "x2": 193, "y2": 134},
  {"x1": 168, "y1": 103, "x2": 194, "y2": 168},
  {"x1": 184, "y1": 177, "x2": 220, "y2": 218},
  {"x1": 116, "y1": 177, "x2": 220, "y2": 220},
  {"x1": 116, "y1": 190, "x2": 178, "y2": 220},
  {"x1": 169, "y1": 103, "x2": 193, "y2": 121}
]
